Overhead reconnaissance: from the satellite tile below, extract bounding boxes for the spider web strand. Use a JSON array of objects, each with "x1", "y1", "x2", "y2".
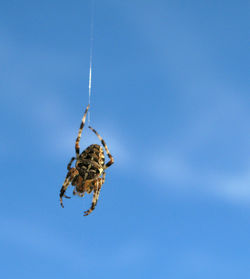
[{"x1": 88, "y1": 0, "x2": 95, "y2": 125}]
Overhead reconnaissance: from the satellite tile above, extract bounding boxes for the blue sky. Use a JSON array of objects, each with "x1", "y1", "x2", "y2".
[{"x1": 1, "y1": 0, "x2": 249, "y2": 278}]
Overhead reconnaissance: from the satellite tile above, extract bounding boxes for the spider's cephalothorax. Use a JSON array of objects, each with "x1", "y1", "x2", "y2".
[{"x1": 59, "y1": 105, "x2": 114, "y2": 216}]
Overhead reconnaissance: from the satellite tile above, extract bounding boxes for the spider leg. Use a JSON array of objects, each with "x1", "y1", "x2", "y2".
[
  {"x1": 75, "y1": 105, "x2": 89, "y2": 159},
  {"x1": 60, "y1": 177, "x2": 71, "y2": 208},
  {"x1": 83, "y1": 186, "x2": 100, "y2": 216},
  {"x1": 67, "y1": 157, "x2": 75, "y2": 170},
  {"x1": 88, "y1": 126, "x2": 114, "y2": 169},
  {"x1": 83, "y1": 172, "x2": 106, "y2": 216},
  {"x1": 101, "y1": 171, "x2": 106, "y2": 184},
  {"x1": 60, "y1": 157, "x2": 75, "y2": 202},
  {"x1": 60, "y1": 168, "x2": 79, "y2": 208}
]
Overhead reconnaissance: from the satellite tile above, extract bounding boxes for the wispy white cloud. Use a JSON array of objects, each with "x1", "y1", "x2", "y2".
[
  {"x1": 213, "y1": 169, "x2": 250, "y2": 203},
  {"x1": 96, "y1": 237, "x2": 149, "y2": 269},
  {"x1": 151, "y1": 150, "x2": 194, "y2": 184},
  {"x1": 125, "y1": 4, "x2": 250, "y2": 205},
  {"x1": 178, "y1": 248, "x2": 216, "y2": 274},
  {"x1": 0, "y1": 31, "x2": 130, "y2": 166},
  {"x1": 144, "y1": 81, "x2": 250, "y2": 204},
  {"x1": 0, "y1": 216, "x2": 86, "y2": 267},
  {"x1": 149, "y1": 146, "x2": 250, "y2": 204},
  {"x1": 0, "y1": 214, "x2": 151, "y2": 273},
  {"x1": 30, "y1": 93, "x2": 131, "y2": 168},
  {"x1": 0, "y1": 32, "x2": 128, "y2": 163}
]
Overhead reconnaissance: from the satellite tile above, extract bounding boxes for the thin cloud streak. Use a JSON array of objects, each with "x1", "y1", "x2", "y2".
[
  {"x1": 31, "y1": 94, "x2": 131, "y2": 167},
  {"x1": 214, "y1": 169, "x2": 250, "y2": 203},
  {"x1": 0, "y1": 215, "x2": 86, "y2": 267},
  {"x1": 124, "y1": 4, "x2": 250, "y2": 205},
  {"x1": 149, "y1": 148, "x2": 250, "y2": 204}
]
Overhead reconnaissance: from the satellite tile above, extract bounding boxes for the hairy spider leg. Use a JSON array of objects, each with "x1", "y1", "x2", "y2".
[
  {"x1": 84, "y1": 172, "x2": 106, "y2": 216},
  {"x1": 60, "y1": 177, "x2": 72, "y2": 208},
  {"x1": 75, "y1": 105, "x2": 90, "y2": 159},
  {"x1": 60, "y1": 157, "x2": 76, "y2": 199},
  {"x1": 67, "y1": 157, "x2": 75, "y2": 170},
  {"x1": 60, "y1": 168, "x2": 79, "y2": 207},
  {"x1": 83, "y1": 188, "x2": 100, "y2": 216},
  {"x1": 88, "y1": 126, "x2": 114, "y2": 169}
]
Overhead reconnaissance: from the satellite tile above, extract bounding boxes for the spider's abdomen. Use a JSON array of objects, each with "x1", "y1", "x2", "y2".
[{"x1": 76, "y1": 144, "x2": 105, "y2": 180}]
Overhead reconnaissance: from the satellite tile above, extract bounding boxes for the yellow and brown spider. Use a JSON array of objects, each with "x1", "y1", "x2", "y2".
[{"x1": 59, "y1": 105, "x2": 114, "y2": 216}]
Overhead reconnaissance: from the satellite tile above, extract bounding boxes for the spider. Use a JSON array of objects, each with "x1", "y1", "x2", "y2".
[{"x1": 59, "y1": 105, "x2": 114, "y2": 216}]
